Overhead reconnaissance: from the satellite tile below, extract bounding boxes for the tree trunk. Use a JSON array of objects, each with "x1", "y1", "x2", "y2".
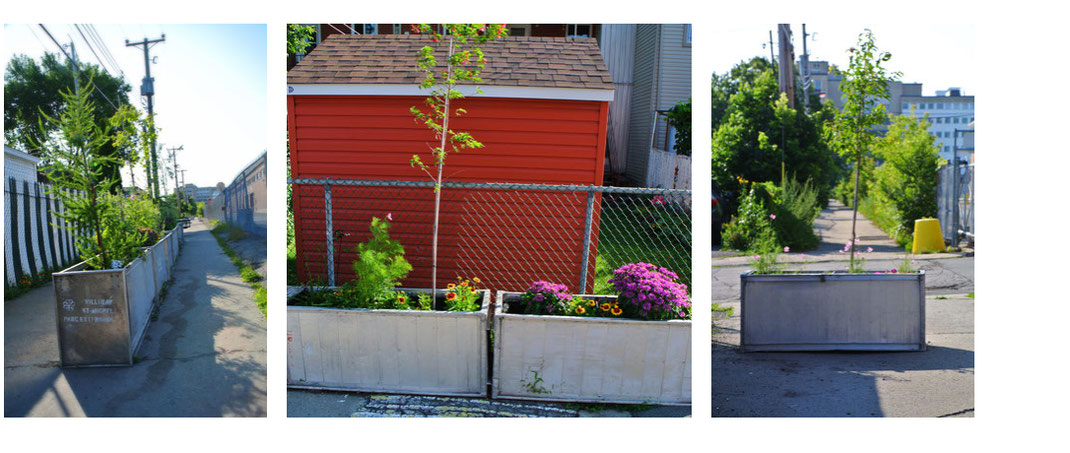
[
  {"x1": 430, "y1": 37, "x2": 455, "y2": 309},
  {"x1": 850, "y1": 141, "x2": 861, "y2": 271}
]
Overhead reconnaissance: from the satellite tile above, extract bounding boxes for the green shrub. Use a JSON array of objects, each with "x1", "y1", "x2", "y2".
[
  {"x1": 722, "y1": 180, "x2": 820, "y2": 251},
  {"x1": 349, "y1": 216, "x2": 413, "y2": 308},
  {"x1": 872, "y1": 114, "x2": 944, "y2": 235}
]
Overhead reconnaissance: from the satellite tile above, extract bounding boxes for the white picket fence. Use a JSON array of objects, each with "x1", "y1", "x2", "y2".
[{"x1": 4, "y1": 178, "x2": 81, "y2": 286}]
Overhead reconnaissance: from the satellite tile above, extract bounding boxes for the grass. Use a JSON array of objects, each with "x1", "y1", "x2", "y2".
[
  {"x1": 712, "y1": 303, "x2": 734, "y2": 319},
  {"x1": 967, "y1": 292, "x2": 974, "y2": 299},
  {"x1": 590, "y1": 201, "x2": 691, "y2": 295},
  {"x1": 857, "y1": 196, "x2": 912, "y2": 249},
  {"x1": 210, "y1": 222, "x2": 266, "y2": 316}
]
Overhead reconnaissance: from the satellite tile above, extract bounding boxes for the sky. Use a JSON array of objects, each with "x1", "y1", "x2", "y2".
[
  {"x1": 3, "y1": 24, "x2": 267, "y2": 191},
  {"x1": 709, "y1": 23, "x2": 977, "y2": 96}
]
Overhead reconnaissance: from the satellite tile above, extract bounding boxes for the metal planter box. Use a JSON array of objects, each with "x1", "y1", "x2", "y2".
[
  {"x1": 493, "y1": 292, "x2": 691, "y2": 406},
  {"x1": 53, "y1": 230, "x2": 182, "y2": 367},
  {"x1": 740, "y1": 271, "x2": 926, "y2": 352},
  {"x1": 287, "y1": 287, "x2": 490, "y2": 397}
]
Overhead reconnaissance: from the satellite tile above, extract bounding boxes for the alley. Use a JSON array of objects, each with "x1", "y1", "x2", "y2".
[{"x1": 4, "y1": 219, "x2": 266, "y2": 417}]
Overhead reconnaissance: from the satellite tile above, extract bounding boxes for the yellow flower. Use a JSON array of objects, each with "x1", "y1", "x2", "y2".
[
  {"x1": 575, "y1": 306, "x2": 586, "y2": 315},
  {"x1": 446, "y1": 292, "x2": 457, "y2": 301},
  {"x1": 460, "y1": 281, "x2": 468, "y2": 287},
  {"x1": 469, "y1": 287, "x2": 477, "y2": 294},
  {"x1": 473, "y1": 277, "x2": 481, "y2": 283},
  {"x1": 446, "y1": 283, "x2": 456, "y2": 289},
  {"x1": 611, "y1": 307, "x2": 623, "y2": 316},
  {"x1": 588, "y1": 300, "x2": 596, "y2": 307},
  {"x1": 600, "y1": 303, "x2": 612, "y2": 311},
  {"x1": 397, "y1": 295, "x2": 406, "y2": 303}
]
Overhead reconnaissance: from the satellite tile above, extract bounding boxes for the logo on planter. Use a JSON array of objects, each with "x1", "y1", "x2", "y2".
[{"x1": 62, "y1": 299, "x2": 75, "y2": 312}]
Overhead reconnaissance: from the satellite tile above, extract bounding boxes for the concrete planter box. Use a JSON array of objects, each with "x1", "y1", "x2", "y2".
[
  {"x1": 740, "y1": 271, "x2": 926, "y2": 352},
  {"x1": 52, "y1": 229, "x2": 182, "y2": 367},
  {"x1": 286, "y1": 287, "x2": 490, "y2": 397},
  {"x1": 493, "y1": 292, "x2": 691, "y2": 406}
]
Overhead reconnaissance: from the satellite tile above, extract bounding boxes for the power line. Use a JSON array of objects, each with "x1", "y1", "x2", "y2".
[
  {"x1": 73, "y1": 24, "x2": 115, "y2": 79},
  {"x1": 37, "y1": 24, "x2": 122, "y2": 111},
  {"x1": 84, "y1": 24, "x2": 124, "y2": 79}
]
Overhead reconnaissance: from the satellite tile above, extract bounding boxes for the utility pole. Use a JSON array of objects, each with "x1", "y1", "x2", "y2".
[
  {"x1": 167, "y1": 145, "x2": 183, "y2": 212},
  {"x1": 68, "y1": 40, "x2": 79, "y2": 91},
  {"x1": 801, "y1": 24, "x2": 811, "y2": 112},
  {"x1": 768, "y1": 30, "x2": 775, "y2": 64},
  {"x1": 777, "y1": 24, "x2": 795, "y2": 109},
  {"x1": 126, "y1": 34, "x2": 166, "y2": 200}
]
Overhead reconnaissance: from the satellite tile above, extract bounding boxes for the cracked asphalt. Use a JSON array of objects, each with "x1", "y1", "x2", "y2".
[{"x1": 4, "y1": 219, "x2": 266, "y2": 417}]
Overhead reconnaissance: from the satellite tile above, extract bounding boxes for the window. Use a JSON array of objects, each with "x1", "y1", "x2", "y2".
[
  {"x1": 815, "y1": 79, "x2": 823, "y2": 90},
  {"x1": 685, "y1": 24, "x2": 692, "y2": 45},
  {"x1": 393, "y1": 24, "x2": 402, "y2": 34},
  {"x1": 928, "y1": 103, "x2": 934, "y2": 109},
  {"x1": 944, "y1": 146, "x2": 950, "y2": 152},
  {"x1": 567, "y1": 24, "x2": 592, "y2": 38},
  {"x1": 364, "y1": 24, "x2": 377, "y2": 35}
]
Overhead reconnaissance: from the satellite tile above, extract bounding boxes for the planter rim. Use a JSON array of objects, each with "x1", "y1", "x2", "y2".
[
  {"x1": 286, "y1": 285, "x2": 491, "y2": 313},
  {"x1": 741, "y1": 269, "x2": 924, "y2": 281},
  {"x1": 495, "y1": 291, "x2": 692, "y2": 325},
  {"x1": 55, "y1": 233, "x2": 175, "y2": 276}
]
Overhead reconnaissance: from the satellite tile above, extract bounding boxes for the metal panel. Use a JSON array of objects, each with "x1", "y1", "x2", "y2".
[
  {"x1": 740, "y1": 271, "x2": 926, "y2": 352},
  {"x1": 151, "y1": 236, "x2": 171, "y2": 293},
  {"x1": 493, "y1": 292, "x2": 691, "y2": 405},
  {"x1": 286, "y1": 288, "x2": 489, "y2": 396},
  {"x1": 125, "y1": 252, "x2": 156, "y2": 355},
  {"x1": 53, "y1": 262, "x2": 132, "y2": 367}
]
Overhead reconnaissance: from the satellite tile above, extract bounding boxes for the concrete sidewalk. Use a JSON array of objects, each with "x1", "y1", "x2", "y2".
[
  {"x1": 713, "y1": 200, "x2": 969, "y2": 267},
  {"x1": 712, "y1": 294, "x2": 974, "y2": 417},
  {"x1": 4, "y1": 219, "x2": 267, "y2": 417}
]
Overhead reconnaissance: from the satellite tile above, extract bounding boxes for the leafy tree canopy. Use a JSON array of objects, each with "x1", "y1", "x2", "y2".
[{"x1": 5, "y1": 52, "x2": 132, "y2": 190}]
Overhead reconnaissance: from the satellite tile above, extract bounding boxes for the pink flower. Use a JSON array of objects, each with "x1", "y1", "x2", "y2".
[
  {"x1": 386, "y1": 212, "x2": 393, "y2": 221},
  {"x1": 651, "y1": 195, "x2": 665, "y2": 205},
  {"x1": 769, "y1": 214, "x2": 776, "y2": 220},
  {"x1": 783, "y1": 246, "x2": 790, "y2": 253},
  {"x1": 753, "y1": 255, "x2": 761, "y2": 260},
  {"x1": 866, "y1": 247, "x2": 873, "y2": 253}
]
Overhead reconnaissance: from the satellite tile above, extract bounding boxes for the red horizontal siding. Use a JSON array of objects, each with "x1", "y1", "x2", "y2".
[{"x1": 290, "y1": 95, "x2": 608, "y2": 292}]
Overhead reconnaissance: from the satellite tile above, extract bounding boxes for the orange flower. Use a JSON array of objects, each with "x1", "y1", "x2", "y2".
[
  {"x1": 473, "y1": 277, "x2": 481, "y2": 283},
  {"x1": 446, "y1": 292, "x2": 457, "y2": 301},
  {"x1": 575, "y1": 306, "x2": 586, "y2": 315},
  {"x1": 611, "y1": 307, "x2": 623, "y2": 316},
  {"x1": 460, "y1": 281, "x2": 468, "y2": 287},
  {"x1": 397, "y1": 295, "x2": 406, "y2": 303},
  {"x1": 446, "y1": 283, "x2": 456, "y2": 290}
]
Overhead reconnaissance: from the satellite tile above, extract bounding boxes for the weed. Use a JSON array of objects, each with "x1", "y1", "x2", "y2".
[
  {"x1": 712, "y1": 303, "x2": 734, "y2": 319},
  {"x1": 241, "y1": 267, "x2": 263, "y2": 283},
  {"x1": 522, "y1": 370, "x2": 550, "y2": 395},
  {"x1": 967, "y1": 292, "x2": 974, "y2": 299},
  {"x1": 936, "y1": 296, "x2": 947, "y2": 300}
]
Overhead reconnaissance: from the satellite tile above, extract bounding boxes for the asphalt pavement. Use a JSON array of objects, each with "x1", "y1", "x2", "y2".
[{"x1": 4, "y1": 219, "x2": 267, "y2": 417}]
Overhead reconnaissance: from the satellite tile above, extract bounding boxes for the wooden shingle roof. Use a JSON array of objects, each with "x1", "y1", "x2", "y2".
[{"x1": 288, "y1": 34, "x2": 613, "y2": 90}]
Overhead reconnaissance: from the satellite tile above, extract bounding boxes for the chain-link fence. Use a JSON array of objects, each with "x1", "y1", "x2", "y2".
[
  {"x1": 288, "y1": 178, "x2": 692, "y2": 295},
  {"x1": 936, "y1": 162, "x2": 974, "y2": 247}
]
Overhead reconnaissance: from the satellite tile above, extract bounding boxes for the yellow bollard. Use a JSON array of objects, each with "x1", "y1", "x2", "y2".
[{"x1": 912, "y1": 218, "x2": 946, "y2": 254}]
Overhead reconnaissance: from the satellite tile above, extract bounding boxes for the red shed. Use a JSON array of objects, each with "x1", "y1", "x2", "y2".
[{"x1": 288, "y1": 34, "x2": 614, "y2": 292}]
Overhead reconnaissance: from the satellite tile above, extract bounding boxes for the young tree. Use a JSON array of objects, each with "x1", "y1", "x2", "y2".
[
  {"x1": 410, "y1": 24, "x2": 507, "y2": 297},
  {"x1": 826, "y1": 30, "x2": 901, "y2": 270},
  {"x1": 35, "y1": 87, "x2": 127, "y2": 269}
]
